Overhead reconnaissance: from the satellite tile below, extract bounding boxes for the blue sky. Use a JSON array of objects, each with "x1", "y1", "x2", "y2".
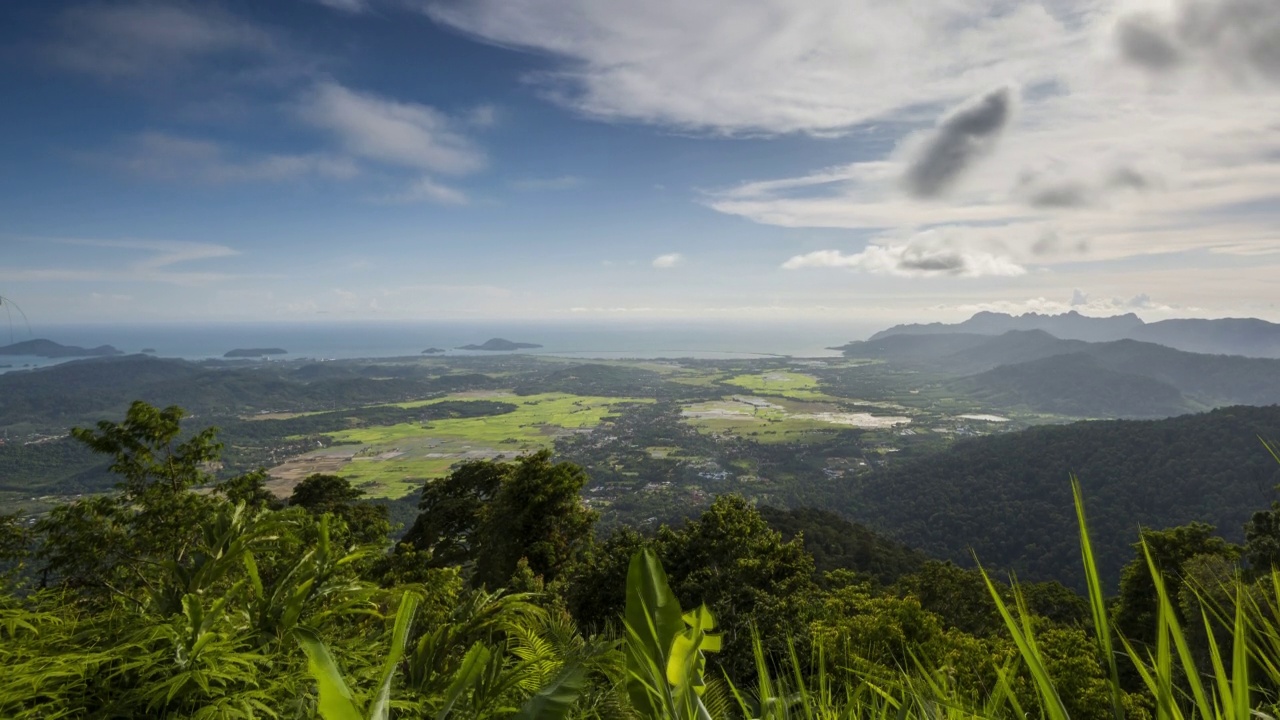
[{"x1": 1, "y1": 0, "x2": 1278, "y2": 327}]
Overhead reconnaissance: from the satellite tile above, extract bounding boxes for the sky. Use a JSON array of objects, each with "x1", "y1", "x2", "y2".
[{"x1": 1, "y1": 0, "x2": 1278, "y2": 327}]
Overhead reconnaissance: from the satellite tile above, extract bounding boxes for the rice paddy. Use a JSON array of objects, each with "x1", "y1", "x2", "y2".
[{"x1": 267, "y1": 392, "x2": 651, "y2": 499}]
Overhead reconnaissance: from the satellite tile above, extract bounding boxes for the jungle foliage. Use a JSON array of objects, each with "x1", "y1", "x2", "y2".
[{"x1": 4, "y1": 402, "x2": 1280, "y2": 719}]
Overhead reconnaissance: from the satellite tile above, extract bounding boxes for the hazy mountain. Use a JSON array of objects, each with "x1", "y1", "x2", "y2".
[
  {"x1": 952, "y1": 353, "x2": 1193, "y2": 418},
  {"x1": 871, "y1": 311, "x2": 1145, "y2": 343},
  {"x1": 869, "y1": 311, "x2": 1280, "y2": 357},
  {"x1": 840, "y1": 330, "x2": 1280, "y2": 416},
  {"x1": 457, "y1": 338, "x2": 543, "y2": 351},
  {"x1": 1133, "y1": 318, "x2": 1280, "y2": 357},
  {"x1": 0, "y1": 339, "x2": 123, "y2": 358}
]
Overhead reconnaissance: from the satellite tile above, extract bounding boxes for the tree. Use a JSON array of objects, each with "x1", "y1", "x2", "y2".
[
  {"x1": 290, "y1": 473, "x2": 364, "y2": 513},
  {"x1": 290, "y1": 474, "x2": 390, "y2": 546},
  {"x1": 656, "y1": 494, "x2": 817, "y2": 681},
  {"x1": 37, "y1": 401, "x2": 223, "y2": 595},
  {"x1": 896, "y1": 561, "x2": 1005, "y2": 637},
  {"x1": 1244, "y1": 500, "x2": 1280, "y2": 573},
  {"x1": 1113, "y1": 522, "x2": 1240, "y2": 646},
  {"x1": 70, "y1": 400, "x2": 221, "y2": 497},
  {"x1": 402, "y1": 460, "x2": 510, "y2": 568},
  {"x1": 473, "y1": 450, "x2": 597, "y2": 589},
  {"x1": 215, "y1": 469, "x2": 281, "y2": 510}
]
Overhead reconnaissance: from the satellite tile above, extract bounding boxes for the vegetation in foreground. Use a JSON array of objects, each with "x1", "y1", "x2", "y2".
[{"x1": 3, "y1": 401, "x2": 1280, "y2": 718}]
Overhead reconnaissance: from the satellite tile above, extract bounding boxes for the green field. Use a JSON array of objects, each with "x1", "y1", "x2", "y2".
[
  {"x1": 301, "y1": 392, "x2": 651, "y2": 498},
  {"x1": 680, "y1": 396, "x2": 911, "y2": 444},
  {"x1": 723, "y1": 371, "x2": 835, "y2": 400}
]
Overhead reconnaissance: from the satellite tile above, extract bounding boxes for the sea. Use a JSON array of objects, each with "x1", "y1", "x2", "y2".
[{"x1": 0, "y1": 320, "x2": 879, "y2": 374}]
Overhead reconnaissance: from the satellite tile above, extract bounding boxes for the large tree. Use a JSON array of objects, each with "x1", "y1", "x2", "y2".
[
  {"x1": 473, "y1": 450, "x2": 597, "y2": 588},
  {"x1": 402, "y1": 460, "x2": 510, "y2": 568}
]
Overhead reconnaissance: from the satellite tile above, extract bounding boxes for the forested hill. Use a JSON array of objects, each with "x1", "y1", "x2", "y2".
[
  {"x1": 953, "y1": 353, "x2": 1191, "y2": 418},
  {"x1": 0, "y1": 355, "x2": 501, "y2": 428},
  {"x1": 843, "y1": 405, "x2": 1280, "y2": 590}
]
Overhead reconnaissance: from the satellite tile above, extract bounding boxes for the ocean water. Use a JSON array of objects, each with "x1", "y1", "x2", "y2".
[{"x1": 0, "y1": 320, "x2": 877, "y2": 374}]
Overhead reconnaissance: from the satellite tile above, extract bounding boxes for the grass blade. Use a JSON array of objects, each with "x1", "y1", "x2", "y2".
[{"x1": 295, "y1": 626, "x2": 363, "y2": 720}]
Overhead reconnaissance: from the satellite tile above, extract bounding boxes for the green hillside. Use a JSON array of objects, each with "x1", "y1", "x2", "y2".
[{"x1": 844, "y1": 404, "x2": 1280, "y2": 589}]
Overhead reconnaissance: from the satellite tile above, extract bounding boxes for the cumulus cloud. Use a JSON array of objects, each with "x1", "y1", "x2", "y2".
[
  {"x1": 652, "y1": 253, "x2": 682, "y2": 268},
  {"x1": 903, "y1": 87, "x2": 1015, "y2": 199},
  {"x1": 1116, "y1": 0, "x2": 1280, "y2": 84},
  {"x1": 300, "y1": 82, "x2": 486, "y2": 175},
  {"x1": 782, "y1": 228, "x2": 1028, "y2": 278}
]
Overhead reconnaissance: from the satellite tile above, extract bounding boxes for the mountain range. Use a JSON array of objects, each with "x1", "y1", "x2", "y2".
[
  {"x1": 868, "y1": 311, "x2": 1280, "y2": 358},
  {"x1": 837, "y1": 329, "x2": 1280, "y2": 418}
]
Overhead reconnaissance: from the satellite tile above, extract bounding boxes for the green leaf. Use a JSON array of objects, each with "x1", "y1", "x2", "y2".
[
  {"x1": 624, "y1": 548, "x2": 685, "y2": 715},
  {"x1": 435, "y1": 642, "x2": 491, "y2": 720},
  {"x1": 295, "y1": 626, "x2": 363, "y2": 720},
  {"x1": 1073, "y1": 476, "x2": 1125, "y2": 720},
  {"x1": 511, "y1": 662, "x2": 586, "y2": 720},
  {"x1": 368, "y1": 591, "x2": 421, "y2": 720}
]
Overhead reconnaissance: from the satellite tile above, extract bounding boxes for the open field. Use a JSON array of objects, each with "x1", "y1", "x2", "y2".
[
  {"x1": 680, "y1": 395, "x2": 912, "y2": 444},
  {"x1": 268, "y1": 392, "x2": 651, "y2": 498},
  {"x1": 723, "y1": 371, "x2": 836, "y2": 400}
]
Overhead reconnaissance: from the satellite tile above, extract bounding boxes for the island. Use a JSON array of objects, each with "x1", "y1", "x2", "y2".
[
  {"x1": 224, "y1": 348, "x2": 289, "y2": 358},
  {"x1": 456, "y1": 338, "x2": 543, "y2": 351},
  {"x1": 140, "y1": 348, "x2": 157, "y2": 354},
  {"x1": 421, "y1": 347, "x2": 446, "y2": 354},
  {"x1": 0, "y1": 339, "x2": 123, "y2": 358}
]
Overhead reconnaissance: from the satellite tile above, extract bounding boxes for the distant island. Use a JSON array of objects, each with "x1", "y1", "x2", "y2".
[
  {"x1": 421, "y1": 347, "x2": 446, "y2": 354},
  {"x1": 224, "y1": 348, "x2": 288, "y2": 358},
  {"x1": 141, "y1": 348, "x2": 157, "y2": 354},
  {"x1": 0, "y1": 339, "x2": 123, "y2": 358},
  {"x1": 457, "y1": 338, "x2": 543, "y2": 351}
]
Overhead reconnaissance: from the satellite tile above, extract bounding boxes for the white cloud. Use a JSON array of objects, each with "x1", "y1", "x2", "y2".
[
  {"x1": 652, "y1": 253, "x2": 682, "y2": 268},
  {"x1": 424, "y1": 0, "x2": 1079, "y2": 135},
  {"x1": 377, "y1": 176, "x2": 470, "y2": 205},
  {"x1": 941, "y1": 291, "x2": 1185, "y2": 319},
  {"x1": 782, "y1": 243, "x2": 1027, "y2": 278},
  {"x1": 300, "y1": 82, "x2": 486, "y2": 175},
  {"x1": 104, "y1": 132, "x2": 358, "y2": 183},
  {"x1": 421, "y1": 0, "x2": 1280, "y2": 286}
]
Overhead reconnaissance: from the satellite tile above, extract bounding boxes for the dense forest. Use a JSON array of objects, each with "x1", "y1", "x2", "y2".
[
  {"x1": 4, "y1": 400, "x2": 1280, "y2": 717},
  {"x1": 844, "y1": 405, "x2": 1280, "y2": 589}
]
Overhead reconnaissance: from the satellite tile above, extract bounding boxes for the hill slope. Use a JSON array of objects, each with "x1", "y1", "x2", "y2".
[
  {"x1": 842, "y1": 405, "x2": 1280, "y2": 590},
  {"x1": 952, "y1": 353, "x2": 1192, "y2": 418}
]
